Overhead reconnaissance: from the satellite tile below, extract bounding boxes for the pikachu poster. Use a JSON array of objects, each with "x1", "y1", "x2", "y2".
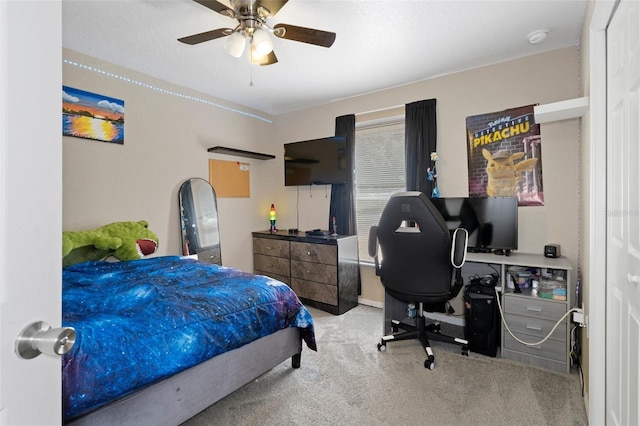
[{"x1": 466, "y1": 104, "x2": 543, "y2": 206}]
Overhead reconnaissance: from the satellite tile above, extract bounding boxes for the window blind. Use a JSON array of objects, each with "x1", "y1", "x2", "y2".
[{"x1": 354, "y1": 117, "x2": 405, "y2": 261}]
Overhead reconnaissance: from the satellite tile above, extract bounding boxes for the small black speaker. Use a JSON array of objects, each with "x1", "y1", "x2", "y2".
[{"x1": 544, "y1": 244, "x2": 561, "y2": 258}]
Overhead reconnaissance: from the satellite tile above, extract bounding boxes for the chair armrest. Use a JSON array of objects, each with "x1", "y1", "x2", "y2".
[
  {"x1": 451, "y1": 228, "x2": 468, "y2": 268},
  {"x1": 368, "y1": 226, "x2": 378, "y2": 257},
  {"x1": 368, "y1": 226, "x2": 382, "y2": 276}
]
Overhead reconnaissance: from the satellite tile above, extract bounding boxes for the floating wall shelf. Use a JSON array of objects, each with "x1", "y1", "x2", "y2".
[
  {"x1": 534, "y1": 97, "x2": 590, "y2": 123},
  {"x1": 207, "y1": 146, "x2": 275, "y2": 160}
]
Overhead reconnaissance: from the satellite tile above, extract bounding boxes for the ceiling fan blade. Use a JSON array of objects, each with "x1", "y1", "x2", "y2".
[
  {"x1": 273, "y1": 23, "x2": 336, "y2": 48},
  {"x1": 250, "y1": 45, "x2": 278, "y2": 66},
  {"x1": 193, "y1": 0, "x2": 235, "y2": 18},
  {"x1": 178, "y1": 28, "x2": 232, "y2": 45},
  {"x1": 256, "y1": 0, "x2": 288, "y2": 17}
]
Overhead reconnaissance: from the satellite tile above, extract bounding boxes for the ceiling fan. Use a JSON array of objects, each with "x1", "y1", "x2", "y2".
[{"x1": 178, "y1": 0, "x2": 336, "y2": 66}]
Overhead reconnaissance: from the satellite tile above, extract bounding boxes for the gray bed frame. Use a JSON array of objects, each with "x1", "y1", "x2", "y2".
[{"x1": 67, "y1": 327, "x2": 303, "y2": 425}]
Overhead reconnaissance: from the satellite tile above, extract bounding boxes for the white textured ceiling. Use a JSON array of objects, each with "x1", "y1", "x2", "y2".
[{"x1": 62, "y1": 0, "x2": 588, "y2": 116}]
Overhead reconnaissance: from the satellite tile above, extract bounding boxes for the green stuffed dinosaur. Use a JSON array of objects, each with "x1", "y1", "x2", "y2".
[{"x1": 62, "y1": 220, "x2": 159, "y2": 267}]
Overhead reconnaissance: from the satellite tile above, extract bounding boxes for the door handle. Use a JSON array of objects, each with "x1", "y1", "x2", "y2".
[
  {"x1": 627, "y1": 273, "x2": 639, "y2": 284},
  {"x1": 15, "y1": 321, "x2": 76, "y2": 360}
]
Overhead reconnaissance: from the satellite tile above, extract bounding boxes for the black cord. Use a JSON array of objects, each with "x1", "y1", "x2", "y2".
[{"x1": 570, "y1": 325, "x2": 585, "y2": 396}]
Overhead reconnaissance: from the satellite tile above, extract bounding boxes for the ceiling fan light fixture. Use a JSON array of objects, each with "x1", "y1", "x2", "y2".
[
  {"x1": 252, "y1": 28, "x2": 274, "y2": 55},
  {"x1": 250, "y1": 45, "x2": 268, "y2": 64},
  {"x1": 224, "y1": 31, "x2": 246, "y2": 58}
]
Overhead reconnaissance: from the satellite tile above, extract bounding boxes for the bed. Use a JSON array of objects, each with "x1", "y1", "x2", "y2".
[{"x1": 62, "y1": 256, "x2": 316, "y2": 425}]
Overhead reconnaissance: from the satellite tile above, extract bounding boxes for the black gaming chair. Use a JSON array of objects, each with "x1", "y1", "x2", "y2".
[{"x1": 369, "y1": 191, "x2": 469, "y2": 369}]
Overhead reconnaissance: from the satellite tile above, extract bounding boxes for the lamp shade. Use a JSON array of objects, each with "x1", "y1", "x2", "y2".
[
  {"x1": 252, "y1": 28, "x2": 274, "y2": 55},
  {"x1": 224, "y1": 31, "x2": 246, "y2": 58}
]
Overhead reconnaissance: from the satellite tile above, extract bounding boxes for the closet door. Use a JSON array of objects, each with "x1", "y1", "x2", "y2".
[{"x1": 606, "y1": 1, "x2": 640, "y2": 424}]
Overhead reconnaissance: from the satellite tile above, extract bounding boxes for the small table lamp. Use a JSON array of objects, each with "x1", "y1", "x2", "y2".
[{"x1": 269, "y1": 204, "x2": 277, "y2": 233}]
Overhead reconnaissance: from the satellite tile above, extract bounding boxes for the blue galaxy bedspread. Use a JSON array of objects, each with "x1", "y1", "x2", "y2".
[{"x1": 62, "y1": 256, "x2": 316, "y2": 421}]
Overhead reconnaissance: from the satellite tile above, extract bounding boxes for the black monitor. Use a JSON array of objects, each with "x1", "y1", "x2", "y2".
[{"x1": 430, "y1": 196, "x2": 518, "y2": 253}]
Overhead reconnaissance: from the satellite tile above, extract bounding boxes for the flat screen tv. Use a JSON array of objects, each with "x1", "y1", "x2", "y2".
[
  {"x1": 284, "y1": 136, "x2": 347, "y2": 186},
  {"x1": 430, "y1": 196, "x2": 518, "y2": 253}
]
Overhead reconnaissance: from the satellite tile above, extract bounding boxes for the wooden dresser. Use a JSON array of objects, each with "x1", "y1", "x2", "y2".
[{"x1": 252, "y1": 230, "x2": 359, "y2": 315}]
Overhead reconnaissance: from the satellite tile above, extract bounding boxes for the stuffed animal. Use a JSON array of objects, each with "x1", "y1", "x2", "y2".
[{"x1": 62, "y1": 220, "x2": 159, "y2": 267}]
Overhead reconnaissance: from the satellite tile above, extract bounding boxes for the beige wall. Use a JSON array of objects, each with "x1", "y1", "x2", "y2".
[
  {"x1": 63, "y1": 49, "x2": 276, "y2": 272},
  {"x1": 63, "y1": 47, "x2": 582, "y2": 313},
  {"x1": 273, "y1": 47, "x2": 582, "y2": 312},
  {"x1": 579, "y1": 0, "x2": 595, "y2": 412}
]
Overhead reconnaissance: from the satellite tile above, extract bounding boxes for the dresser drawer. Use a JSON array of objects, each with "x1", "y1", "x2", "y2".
[
  {"x1": 290, "y1": 278, "x2": 338, "y2": 306},
  {"x1": 503, "y1": 332, "x2": 567, "y2": 362},
  {"x1": 291, "y1": 260, "x2": 337, "y2": 285},
  {"x1": 503, "y1": 295, "x2": 566, "y2": 320},
  {"x1": 254, "y1": 270, "x2": 290, "y2": 285},
  {"x1": 291, "y1": 241, "x2": 337, "y2": 265},
  {"x1": 502, "y1": 313, "x2": 566, "y2": 341},
  {"x1": 253, "y1": 238, "x2": 289, "y2": 258},
  {"x1": 254, "y1": 254, "x2": 290, "y2": 277}
]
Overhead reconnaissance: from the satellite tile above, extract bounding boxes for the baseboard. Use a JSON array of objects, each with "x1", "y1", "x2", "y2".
[{"x1": 358, "y1": 297, "x2": 383, "y2": 309}]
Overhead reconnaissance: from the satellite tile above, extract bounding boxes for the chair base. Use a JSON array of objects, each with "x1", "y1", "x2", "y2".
[{"x1": 378, "y1": 314, "x2": 469, "y2": 369}]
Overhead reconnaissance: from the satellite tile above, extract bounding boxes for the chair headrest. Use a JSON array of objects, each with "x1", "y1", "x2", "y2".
[{"x1": 378, "y1": 191, "x2": 448, "y2": 237}]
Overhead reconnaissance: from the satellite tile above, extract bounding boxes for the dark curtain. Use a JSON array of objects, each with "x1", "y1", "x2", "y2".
[
  {"x1": 329, "y1": 114, "x2": 356, "y2": 236},
  {"x1": 330, "y1": 114, "x2": 360, "y2": 294},
  {"x1": 405, "y1": 99, "x2": 437, "y2": 196}
]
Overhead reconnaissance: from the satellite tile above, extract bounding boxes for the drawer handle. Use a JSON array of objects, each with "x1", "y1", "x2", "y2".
[
  {"x1": 266, "y1": 246, "x2": 273, "y2": 250},
  {"x1": 526, "y1": 306, "x2": 542, "y2": 312},
  {"x1": 526, "y1": 325, "x2": 542, "y2": 331},
  {"x1": 307, "y1": 251, "x2": 316, "y2": 256}
]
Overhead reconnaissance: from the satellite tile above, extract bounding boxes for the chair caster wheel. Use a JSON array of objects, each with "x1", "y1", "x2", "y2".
[
  {"x1": 462, "y1": 346, "x2": 469, "y2": 356},
  {"x1": 424, "y1": 356, "x2": 435, "y2": 370},
  {"x1": 391, "y1": 325, "x2": 398, "y2": 333},
  {"x1": 377, "y1": 342, "x2": 386, "y2": 352}
]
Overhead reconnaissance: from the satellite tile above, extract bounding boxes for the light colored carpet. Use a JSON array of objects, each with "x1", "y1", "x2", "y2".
[{"x1": 183, "y1": 305, "x2": 588, "y2": 426}]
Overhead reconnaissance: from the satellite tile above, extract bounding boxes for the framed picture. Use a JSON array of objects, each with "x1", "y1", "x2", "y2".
[{"x1": 62, "y1": 86, "x2": 124, "y2": 144}]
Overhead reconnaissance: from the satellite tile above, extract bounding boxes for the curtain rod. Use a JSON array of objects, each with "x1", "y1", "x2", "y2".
[{"x1": 356, "y1": 104, "x2": 404, "y2": 117}]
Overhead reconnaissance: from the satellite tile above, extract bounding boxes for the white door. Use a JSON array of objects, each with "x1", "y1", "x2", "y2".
[
  {"x1": 0, "y1": 1, "x2": 63, "y2": 425},
  {"x1": 606, "y1": 1, "x2": 640, "y2": 424}
]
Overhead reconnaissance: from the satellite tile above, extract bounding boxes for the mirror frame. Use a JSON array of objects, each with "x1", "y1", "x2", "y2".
[{"x1": 178, "y1": 178, "x2": 222, "y2": 265}]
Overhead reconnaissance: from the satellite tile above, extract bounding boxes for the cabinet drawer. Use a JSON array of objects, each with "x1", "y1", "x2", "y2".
[
  {"x1": 253, "y1": 254, "x2": 290, "y2": 277},
  {"x1": 503, "y1": 332, "x2": 566, "y2": 362},
  {"x1": 253, "y1": 238, "x2": 289, "y2": 258},
  {"x1": 290, "y1": 278, "x2": 338, "y2": 306},
  {"x1": 503, "y1": 295, "x2": 566, "y2": 320},
  {"x1": 291, "y1": 260, "x2": 337, "y2": 285},
  {"x1": 291, "y1": 241, "x2": 337, "y2": 265},
  {"x1": 503, "y1": 313, "x2": 566, "y2": 341}
]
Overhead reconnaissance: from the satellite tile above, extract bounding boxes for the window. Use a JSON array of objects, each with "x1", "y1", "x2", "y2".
[{"x1": 354, "y1": 116, "x2": 405, "y2": 262}]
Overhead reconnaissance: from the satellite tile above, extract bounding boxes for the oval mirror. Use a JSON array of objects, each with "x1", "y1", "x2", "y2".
[{"x1": 178, "y1": 178, "x2": 222, "y2": 265}]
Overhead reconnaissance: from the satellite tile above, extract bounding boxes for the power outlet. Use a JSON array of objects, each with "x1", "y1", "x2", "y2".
[{"x1": 572, "y1": 303, "x2": 586, "y2": 327}]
